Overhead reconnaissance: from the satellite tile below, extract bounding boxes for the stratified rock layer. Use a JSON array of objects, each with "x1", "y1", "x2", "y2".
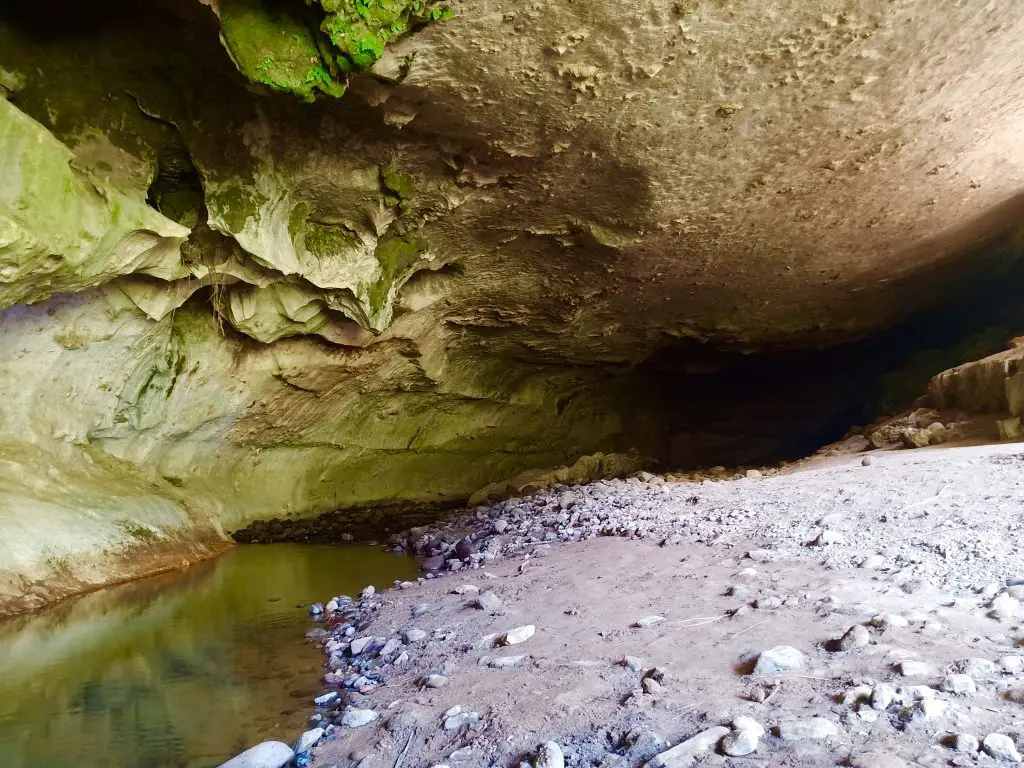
[{"x1": 1, "y1": 0, "x2": 1024, "y2": 612}]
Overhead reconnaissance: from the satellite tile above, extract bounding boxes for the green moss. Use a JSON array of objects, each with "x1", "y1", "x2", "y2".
[
  {"x1": 219, "y1": 0, "x2": 348, "y2": 101},
  {"x1": 317, "y1": 0, "x2": 452, "y2": 72},
  {"x1": 302, "y1": 220, "x2": 361, "y2": 257},
  {"x1": 287, "y1": 201, "x2": 311, "y2": 239},
  {"x1": 381, "y1": 167, "x2": 417, "y2": 207},
  {"x1": 206, "y1": 181, "x2": 269, "y2": 234},
  {"x1": 367, "y1": 232, "x2": 427, "y2": 312}
]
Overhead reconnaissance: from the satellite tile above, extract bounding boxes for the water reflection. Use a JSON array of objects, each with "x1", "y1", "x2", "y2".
[{"x1": 0, "y1": 544, "x2": 417, "y2": 768}]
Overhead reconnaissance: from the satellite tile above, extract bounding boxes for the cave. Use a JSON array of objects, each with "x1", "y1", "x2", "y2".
[{"x1": 4, "y1": 1, "x2": 1024, "y2": 764}]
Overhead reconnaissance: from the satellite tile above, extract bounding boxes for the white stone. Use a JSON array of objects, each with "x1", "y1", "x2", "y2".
[
  {"x1": 990, "y1": 593, "x2": 1019, "y2": 621},
  {"x1": 1001, "y1": 656, "x2": 1024, "y2": 673},
  {"x1": 341, "y1": 708, "x2": 379, "y2": 728},
  {"x1": 489, "y1": 654, "x2": 525, "y2": 668},
  {"x1": 720, "y1": 729, "x2": 759, "y2": 757},
  {"x1": 313, "y1": 691, "x2": 338, "y2": 706},
  {"x1": 954, "y1": 733, "x2": 980, "y2": 753},
  {"x1": 860, "y1": 555, "x2": 885, "y2": 570},
  {"x1": 452, "y1": 584, "x2": 479, "y2": 595},
  {"x1": 813, "y1": 529, "x2": 842, "y2": 546},
  {"x1": 940, "y1": 674, "x2": 976, "y2": 695},
  {"x1": 897, "y1": 660, "x2": 933, "y2": 677},
  {"x1": 502, "y1": 625, "x2": 536, "y2": 645},
  {"x1": 534, "y1": 741, "x2": 565, "y2": 768},
  {"x1": 953, "y1": 657, "x2": 996, "y2": 677},
  {"x1": 912, "y1": 699, "x2": 947, "y2": 720},
  {"x1": 425, "y1": 674, "x2": 448, "y2": 688},
  {"x1": 646, "y1": 726, "x2": 730, "y2": 768},
  {"x1": 983, "y1": 733, "x2": 1023, "y2": 762},
  {"x1": 403, "y1": 628, "x2": 427, "y2": 642},
  {"x1": 870, "y1": 683, "x2": 896, "y2": 711},
  {"x1": 731, "y1": 716, "x2": 765, "y2": 737},
  {"x1": 753, "y1": 645, "x2": 805, "y2": 674},
  {"x1": 776, "y1": 718, "x2": 840, "y2": 741},
  {"x1": 217, "y1": 742, "x2": 295, "y2": 768},
  {"x1": 871, "y1": 613, "x2": 908, "y2": 629},
  {"x1": 293, "y1": 728, "x2": 324, "y2": 755},
  {"x1": 633, "y1": 615, "x2": 666, "y2": 628}
]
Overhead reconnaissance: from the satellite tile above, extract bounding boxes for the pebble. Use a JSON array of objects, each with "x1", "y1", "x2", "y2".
[
  {"x1": 360, "y1": 586, "x2": 375, "y2": 599},
  {"x1": 313, "y1": 692, "x2": 338, "y2": 706},
  {"x1": 308, "y1": 603, "x2": 324, "y2": 617},
  {"x1": 475, "y1": 591, "x2": 504, "y2": 612},
  {"x1": 870, "y1": 683, "x2": 896, "y2": 711},
  {"x1": 341, "y1": 708, "x2": 379, "y2": 728},
  {"x1": 837, "y1": 625, "x2": 870, "y2": 651},
  {"x1": 623, "y1": 656, "x2": 644, "y2": 673},
  {"x1": 983, "y1": 733, "x2": 1023, "y2": 762},
  {"x1": 746, "y1": 469, "x2": 762, "y2": 479},
  {"x1": 293, "y1": 728, "x2": 324, "y2": 755},
  {"x1": 444, "y1": 711, "x2": 480, "y2": 730},
  {"x1": 633, "y1": 615, "x2": 666, "y2": 628},
  {"x1": 217, "y1": 741, "x2": 295, "y2": 768},
  {"x1": 861, "y1": 455, "x2": 873, "y2": 466},
  {"x1": 871, "y1": 613, "x2": 909, "y2": 629},
  {"x1": 940, "y1": 674, "x2": 977, "y2": 695},
  {"x1": 732, "y1": 717, "x2": 765, "y2": 737},
  {"x1": 404, "y1": 629, "x2": 427, "y2": 643},
  {"x1": 776, "y1": 718, "x2": 840, "y2": 741},
  {"x1": 534, "y1": 741, "x2": 565, "y2": 768},
  {"x1": 493, "y1": 520, "x2": 509, "y2": 533},
  {"x1": 425, "y1": 674, "x2": 448, "y2": 688},
  {"x1": 642, "y1": 677, "x2": 662, "y2": 695},
  {"x1": 502, "y1": 625, "x2": 536, "y2": 645},
  {"x1": 954, "y1": 734, "x2": 980, "y2": 753},
  {"x1": 488, "y1": 655, "x2": 525, "y2": 668},
  {"x1": 349, "y1": 637, "x2": 372, "y2": 656},
  {"x1": 452, "y1": 584, "x2": 479, "y2": 595},
  {"x1": 753, "y1": 645, "x2": 805, "y2": 674},
  {"x1": 897, "y1": 661, "x2": 933, "y2": 677},
  {"x1": 646, "y1": 726, "x2": 730, "y2": 768},
  {"x1": 990, "y1": 593, "x2": 1019, "y2": 621},
  {"x1": 720, "y1": 728, "x2": 759, "y2": 757}
]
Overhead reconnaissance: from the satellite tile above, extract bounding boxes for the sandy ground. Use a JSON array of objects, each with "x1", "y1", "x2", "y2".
[{"x1": 304, "y1": 442, "x2": 1024, "y2": 768}]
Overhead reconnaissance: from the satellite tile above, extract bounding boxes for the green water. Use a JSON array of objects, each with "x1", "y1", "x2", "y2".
[{"x1": 0, "y1": 544, "x2": 417, "y2": 768}]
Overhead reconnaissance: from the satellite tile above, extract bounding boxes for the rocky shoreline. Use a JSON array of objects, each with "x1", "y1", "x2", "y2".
[{"x1": 223, "y1": 442, "x2": 1024, "y2": 767}]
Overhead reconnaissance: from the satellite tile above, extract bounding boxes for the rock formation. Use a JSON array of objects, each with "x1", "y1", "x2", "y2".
[{"x1": 2, "y1": 0, "x2": 1024, "y2": 612}]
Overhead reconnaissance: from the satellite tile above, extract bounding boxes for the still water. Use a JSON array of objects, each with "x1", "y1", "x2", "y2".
[{"x1": 0, "y1": 544, "x2": 417, "y2": 768}]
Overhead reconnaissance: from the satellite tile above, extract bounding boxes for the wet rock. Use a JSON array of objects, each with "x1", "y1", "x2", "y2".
[
  {"x1": 474, "y1": 591, "x2": 503, "y2": 612},
  {"x1": 837, "y1": 625, "x2": 870, "y2": 651},
  {"x1": 341, "y1": 708, "x2": 379, "y2": 728},
  {"x1": 940, "y1": 674, "x2": 977, "y2": 695},
  {"x1": 313, "y1": 692, "x2": 338, "y2": 706},
  {"x1": 633, "y1": 615, "x2": 666, "y2": 628},
  {"x1": 360, "y1": 586, "x2": 375, "y2": 599},
  {"x1": 455, "y1": 538, "x2": 477, "y2": 559},
  {"x1": 983, "y1": 733, "x2": 1022, "y2": 762},
  {"x1": 954, "y1": 734, "x2": 980, "y2": 753},
  {"x1": 645, "y1": 726, "x2": 730, "y2": 768},
  {"x1": 776, "y1": 718, "x2": 840, "y2": 741},
  {"x1": 753, "y1": 645, "x2": 805, "y2": 674},
  {"x1": 502, "y1": 625, "x2": 536, "y2": 645},
  {"x1": 308, "y1": 603, "x2": 324, "y2": 617},
  {"x1": 217, "y1": 741, "x2": 295, "y2": 768},
  {"x1": 534, "y1": 741, "x2": 565, "y2": 768},
  {"x1": 293, "y1": 728, "x2": 324, "y2": 755},
  {"x1": 421, "y1": 556, "x2": 444, "y2": 572}
]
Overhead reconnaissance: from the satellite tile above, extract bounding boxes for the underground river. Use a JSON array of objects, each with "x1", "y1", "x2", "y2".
[{"x1": 0, "y1": 544, "x2": 418, "y2": 768}]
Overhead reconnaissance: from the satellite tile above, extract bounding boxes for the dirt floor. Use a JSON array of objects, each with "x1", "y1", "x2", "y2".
[{"x1": 304, "y1": 442, "x2": 1024, "y2": 768}]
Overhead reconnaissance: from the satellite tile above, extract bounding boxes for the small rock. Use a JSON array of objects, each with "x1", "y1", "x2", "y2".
[
  {"x1": 488, "y1": 655, "x2": 525, "y2": 668},
  {"x1": 349, "y1": 637, "x2": 372, "y2": 656},
  {"x1": 870, "y1": 684, "x2": 896, "y2": 711},
  {"x1": 444, "y1": 711, "x2": 480, "y2": 730},
  {"x1": 452, "y1": 584, "x2": 479, "y2": 595},
  {"x1": 313, "y1": 692, "x2": 338, "y2": 707},
  {"x1": 633, "y1": 615, "x2": 666, "y2": 628},
  {"x1": 341, "y1": 708, "x2": 379, "y2": 728},
  {"x1": 1001, "y1": 656, "x2": 1024, "y2": 674},
  {"x1": 983, "y1": 733, "x2": 1023, "y2": 762},
  {"x1": 501, "y1": 625, "x2": 536, "y2": 645},
  {"x1": 843, "y1": 684, "x2": 873, "y2": 707},
  {"x1": 293, "y1": 728, "x2": 324, "y2": 755},
  {"x1": 953, "y1": 657, "x2": 996, "y2": 677},
  {"x1": 642, "y1": 677, "x2": 662, "y2": 695},
  {"x1": 753, "y1": 645, "x2": 805, "y2": 675},
  {"x1": 746, "y1": 469, "x2": 762, "y2": 479},
  {"x1": 861, "y1": 455, "x2": 873, "y2": 466},
  {"x1": 360, "y1": 585, "x2": 375, "y2": 599},
  {"x1": 871, "y1": 613, "x2": 908, "y2": 629},
  {"x1": 732, "y1": 717, "x2": 765, "y2": 737},
  {"x1": 325, "y1": 599, "x2": 339, "y2": 613},
  {"x1": 217, "y1": 741, "x2": 295, "y2": 768},
  {"x1": 455, "y1": 538, "x2": 477, "y2": 559},
  {"x1": 404, "y1": 629, "x2": 427, "y2": 643},
  {"x1": 720, "y1": 729, "x2": 759, "y2": 757},
  {"x1": 954, "y1": 733, "x2": 980, "y2": 753},
  {"x1": 813, "y1": 529, "x2": 842, "y2": 547},
  {"x1": 776, "y1": 718, "x2": 840, "y2": 741},
  {"x1": 421, "y1": 555, "x2": 444, "y2": 572},
  {"x1": 897, "y1": 660, "x2": 933, "y2": 677},
  {"x1": 990, "y1": 593, "x2": 1019, "y2": 621},
  {"x1": 860, "y1": 554, "x2": 885, "y2": 569},
  {"x1": 493, "y1": 520, "x2": 509, "y2": 533},
  {"x1": 534, "y1": 741, "x2": 565, "y2": 768},
  {"x1": 308, "y1": 603, "x2": 324, "y2": 617},
  {"x1": 940, "y1": 674, "x2": 977, "y2": 695},
  {"x1": 755, "y1": 596, "x2": 782, "y2": 610},
  {"x1": 623, "y1": 656, "x2": 644, "y2": 673},
  {"x1": 474, "y1": 591, "x2": 503, "y2": 612},
  {"x1": 646, "y1": 726, "x2": 730, "y2": 768},
  {"x1": 836, "y1": 625, "x2": 870, "y2": 651},
  {"x1": 910, "y1": 698, "x2": 947, "y2": 720},
  {"x1": 425, "y1": 674, "x2": 448, "y2": 689}
]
